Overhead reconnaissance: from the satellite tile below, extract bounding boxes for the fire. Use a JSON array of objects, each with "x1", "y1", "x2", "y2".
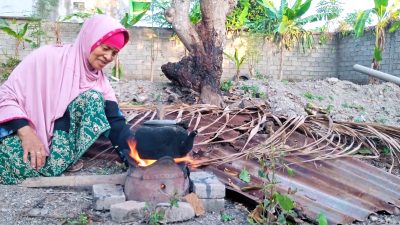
[{"x1": 127, "y1": 139, "x2": 197, "y2": 167}]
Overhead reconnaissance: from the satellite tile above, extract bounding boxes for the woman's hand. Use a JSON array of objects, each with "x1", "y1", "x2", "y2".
[{"x1": 17, "y1": 126, "x2": 46, "y2": 170}]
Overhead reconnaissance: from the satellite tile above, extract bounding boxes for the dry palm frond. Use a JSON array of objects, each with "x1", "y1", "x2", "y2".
[{"x1": 121, "y1": 103, "x2": 400, "y2": 173}]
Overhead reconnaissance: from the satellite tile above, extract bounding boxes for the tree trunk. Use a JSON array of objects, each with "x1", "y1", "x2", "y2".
[
  {"x1": 162, "y1": 0, "x2": 237, "y2": 107},
  {"x1": 279, "y1": 43, "x2": 283, "y2": 81}
]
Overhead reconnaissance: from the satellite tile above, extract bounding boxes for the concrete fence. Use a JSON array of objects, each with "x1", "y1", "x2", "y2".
[{"x1": 0, "y1": 19, "x2": 399, "y2": 83}]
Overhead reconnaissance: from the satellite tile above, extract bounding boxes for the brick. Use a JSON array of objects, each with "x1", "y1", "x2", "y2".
[
  {"x1": 201, "y1": 198, "x2": 225, "y2": 212},
  {"x1": 155, "y1": 202, "x2": 195, "y2": 223},
  {"x1": 110, "y1": 201, "x2": 147, "y2": 223},
  {"x1": 190, "y1": 171, "x2": 225, "y2": 199},
  {"x1": 93, "y1": 184, "x2": 126, "y2": 210}
]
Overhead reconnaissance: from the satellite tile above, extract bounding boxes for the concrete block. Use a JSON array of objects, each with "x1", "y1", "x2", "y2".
[
  {"x1": 93, "y1": 184, "x2": 126, "y2": 210},
  {"x1": 201, "y1": 198, "x2": 225, "y2": 212},
  {"x1": 110, "y1": 201, "x2": 147, "y2": 223},
  {"x1": 156, "y1": 202, "x2": 195, "y2": 223},
  {"x1": 190, "y1": 171, "x2": 226, "y2": 199}
]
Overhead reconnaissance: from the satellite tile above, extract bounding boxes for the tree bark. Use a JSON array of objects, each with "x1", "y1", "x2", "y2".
[{"x1": 162, "y1": 0, "x2": 237, "y2": 107}]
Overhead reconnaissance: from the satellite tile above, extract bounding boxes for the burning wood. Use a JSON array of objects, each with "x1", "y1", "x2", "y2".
[{"x1": 128, "y1": 139, "x2": 197, "y2": 167}]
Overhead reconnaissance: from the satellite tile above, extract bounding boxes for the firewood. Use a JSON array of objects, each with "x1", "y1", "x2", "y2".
[{"x1": 19, "y1": 173, "x2": 127, "y2": 188}]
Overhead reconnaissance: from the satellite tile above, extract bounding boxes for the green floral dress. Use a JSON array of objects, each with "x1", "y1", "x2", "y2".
[{"x1": 0, "y1": 90, "x2": 111, "y2": 184}]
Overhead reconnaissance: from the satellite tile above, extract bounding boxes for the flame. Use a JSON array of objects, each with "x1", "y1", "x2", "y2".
[{"x1": 127, "y1": 139, "x2": 197, "y2": 167}]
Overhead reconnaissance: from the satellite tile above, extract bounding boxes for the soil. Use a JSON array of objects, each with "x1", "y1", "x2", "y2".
[{"x1": 1, "y1": 77, "x2": 400, "y2": 225}]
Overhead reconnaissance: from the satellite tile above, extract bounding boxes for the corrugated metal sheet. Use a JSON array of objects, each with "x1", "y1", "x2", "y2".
[{"x1": 93, "y1": 107, "x2": 400, "y2": 224}]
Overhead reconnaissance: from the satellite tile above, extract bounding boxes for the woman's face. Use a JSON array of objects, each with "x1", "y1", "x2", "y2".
[{"x1": 88, "y1": 44, "x2": 119, "y2": 70}]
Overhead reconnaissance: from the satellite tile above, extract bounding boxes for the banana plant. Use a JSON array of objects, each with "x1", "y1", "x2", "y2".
[
  {"x1": 354, "y1": 0, "x2": 400, "y2": 83},
  {"x1": 121, "y1": 0, "x2": 152, "y2": 28},
  {"x1": 224, "y1": 48, "x2": 246, "y2": 81},
  {"x1": 0, "y1": 19, "x2": 32, "y2": 58}
]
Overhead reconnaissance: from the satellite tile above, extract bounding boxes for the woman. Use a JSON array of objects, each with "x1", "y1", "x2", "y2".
[{"x1": 0, "y1": 15, "x2": 132, "y2": 184}]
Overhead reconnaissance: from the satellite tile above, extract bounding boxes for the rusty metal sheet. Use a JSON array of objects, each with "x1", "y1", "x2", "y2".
[{"x1": 113, "y1": 108, "x2": 400, "y2": 224}]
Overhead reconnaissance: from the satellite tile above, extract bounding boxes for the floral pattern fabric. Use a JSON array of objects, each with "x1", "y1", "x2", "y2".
[{"x1": 0, "y1": 90, "x2": 110, "y2": 184}]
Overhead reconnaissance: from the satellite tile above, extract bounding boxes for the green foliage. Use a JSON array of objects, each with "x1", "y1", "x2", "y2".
[
  {"x1": 121, "y1": 0, "x2": 152, "y2": 28},
  {"x1": 239, "y1": 168, "x2": 251, "y2": 183},
  {"x1": 1, "y1": 57, "x2": 21, "y2": 80},
  {"x1": 316, "y1": 212, "x2": 328, "y2": 225},
  {"x1": 325, "y1": 104, "x2": 334, "y2": 114},
  {"x1": 221, "y1": 212, "x2": 235, "y2": 222},
  {"x1": 67, "y1": 212, "x2": 89, "y2": 225},
  {"x1": 220, "y1": 80, "x2": 234, "y2": 92},
  {"x1": 248, "y1": 148, "x2": 296, "y2": 224},
  {"x1": 169, "y1": 197, "x2": 179, "y2": 208},
  {"x1": 354, "y1": 0, "x2": 400, "y2": 71},
  {"x1": 224, "y1": 48, "x2": 246, "y2": 81},
  {"x1": 240, "y1": 85, "x2": 266, "y2": 98},
  {"x1": 341, "y1": 102, "x2": 365, "y2": 111},
  {"x1": 0, "y1": 20, "x2": 32, "y2": 57},
  {"x1": 382, "y1": 147, "x2": 391, "y2": 156},
  {"x1": 357, "y1": 148, "x2": 373, "y2": 155},
  {"x1": 303, "y1": 91, "x2": 324, "y2": 101},
  {"x1": 226, "y1": 0, "x2": 250, "y2": 30},
  {"x1": 149, "y1": 210, "x2": 165, "y2": 225},
  {"x1": 62, "y1": 12, "x2": 93, "y2": 23},
  {"x1": 189, "y1": 1, "x2": 202, "y2": 24}
]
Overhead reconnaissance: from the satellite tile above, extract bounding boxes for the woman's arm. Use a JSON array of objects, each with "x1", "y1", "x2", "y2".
[{"x1": 104, "y1": 100, "x2": 133, "y2": 163}]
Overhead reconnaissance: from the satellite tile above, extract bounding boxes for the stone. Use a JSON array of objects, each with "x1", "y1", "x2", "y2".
[
  {"x1": 110, "y1": 201, "x2": 147, "y2": 223},
  {"x1": 93, "y1": 184, "x2": 125, "y2": 210},
  {"x1": 201, "y1": 198, "x2": 225, "y2": 212},
  {"x1": 156, "y1": 202, "x2": 195, "y2": 223},
  {"x1": 190, "y1": 171, "x2": 226, "y2": 199},
  {"x1": 326, "y1": 77, "x2": 338, "y2": 84}
]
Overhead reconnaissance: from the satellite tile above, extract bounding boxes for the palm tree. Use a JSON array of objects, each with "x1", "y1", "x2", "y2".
[{"x1": 354, "y1": 0, "x2": 400, "y2": 84}]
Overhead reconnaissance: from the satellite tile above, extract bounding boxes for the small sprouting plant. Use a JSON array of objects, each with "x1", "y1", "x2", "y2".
[
  {"x1": 316, "y1": 212, "x2": 328, "y2": 225},
  {"x1": 169, "y1": 196, "x2": 179, "y2": 208},
  {"x1": 382, "y1": 147, "x2": 391, "y2": 156},
  {"x1": 281, "y1": 80, "x2": 289, "y2": 85},
  {"x1": 303, "y1": 91, "x2": 324, "y2": 101},
  {"x1": 342, "y1": 102, "x2": 365, "y2": 111},
  {"x1": 67, "y1": 212, "x2": 89, "y2": 225},
  {"x1": 224, "y1": 48, "x2": 246, "y2": 81},
  {"x1": 1, "y1": 56, "x2": 21, "y2": 80},
  {"x1": 375, "y1": 116, "x2": 387, "y2": 124},
  {"x1": 325, "y1": 104, "x2": 334, "y2": 114},
  {"x1": 255, "y1": 71, "x2": 268, "y2": 80},
  {"x1": 220, "y1": 80, "x2": 234, "y2": 92},
  {"x1": 248, "y1": 147, "x2": 296, "y2": 224},
  {"x1": 239, "y1": 168, "x2": 251, "y2": 183},
  {"x1": 240, "y1": 85, "x2": 266, "y2": 98},
  {"x1": 149, "y1": 211, "x2": 165, "y2": 225},
  {"x1": 221, "y1": 212, "x2": 235, "y2": 222}
]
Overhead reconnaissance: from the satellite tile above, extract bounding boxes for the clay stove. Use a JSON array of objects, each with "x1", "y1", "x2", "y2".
[{"x1": 124, "y1": 120, "x2": 197, "y2": 203}]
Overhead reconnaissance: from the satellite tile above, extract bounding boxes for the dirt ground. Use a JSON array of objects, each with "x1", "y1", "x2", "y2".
[{"x1": 1, "y1": 77, "x2": 400, "y2": 225}]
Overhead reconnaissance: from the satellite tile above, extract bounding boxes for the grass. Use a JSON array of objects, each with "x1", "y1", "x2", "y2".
[
  {"x1": 342, "y1": 102, "x2": 365, "y2": 111},
  {"x1": 66, "y1": 212, "x2": 89, "y2": 225},
  {"x1": 303, "y1": 91, "x2": 324, "y2": 101}
]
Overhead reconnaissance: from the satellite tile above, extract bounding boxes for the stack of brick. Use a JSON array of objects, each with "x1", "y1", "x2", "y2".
[{"x1": 190, "y1": 171, "x2": 226, "y2": 212}]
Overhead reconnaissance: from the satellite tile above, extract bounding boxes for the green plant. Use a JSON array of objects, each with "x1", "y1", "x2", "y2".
[
  {"x1": 1, "y1": 57, "x2": 21, "y2": 80},
  {"x1": 221, "y1": 212, "x2": 235, "y2": 222},
  {"x1": 149, "y1": 210, "x2": 165, "y2": 225},
  {"x1": 303, "y1": 91, "x2": 324, "y2": 101},
  {"x1": 220, "y1": 80, "x2": 234, "y2": 92},
  {"x1": 169, "y1": 197, "x2": 179, "y2": 208},
  {"x1": 316, "y1": 212, "x2": 328, "y2": 225},
  {"x1": 224, "y1": 48, "x2": 246, "y2": 81},
  {"x1": 354, "y1": 0, "x2": 400, "y2": 83},
  {"x1": 241, "y1": 85, "x2": 266, "y2": 98},
  {"x1": 375, "y1": 116, "x2": 387, "y2": 124},
  {"x1": 248, "y1": 147, "x2": 296, "y2": 224},
  {"x1": 325, "y1": 104, "x2": 334, "y2": 114},
  {"x1": 67, "y1": 212, "x2": 89, "y2": 225},
  {"x1": 253, "y1": 0, "x2": 338, "y2": 80},
  {"x1": 382, "y1": 147, "x2": 391, "y2": 156},
  {"x1": 341, "y1": 102, "x2": 365, "y2": 111},
  {"x1": 0, "y1": 20, "x2": 32, "y2": 58},
  {"x1": 239, "y1": 168, "x2": 251, "y2": 183}
]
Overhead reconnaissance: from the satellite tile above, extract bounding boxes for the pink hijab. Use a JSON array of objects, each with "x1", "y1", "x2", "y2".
[{"x1": 0, "y1": 15, "x2": 129, "y2": 154}]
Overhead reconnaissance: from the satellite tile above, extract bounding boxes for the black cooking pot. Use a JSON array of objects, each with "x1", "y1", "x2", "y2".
[{"x1": 134, "y1": 120, "x2": 197, "y2": 160}]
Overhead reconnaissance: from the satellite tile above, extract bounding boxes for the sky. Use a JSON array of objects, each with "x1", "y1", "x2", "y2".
[{"x1": 0, "y1": 0, "x2": 389, "y2": 21}]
